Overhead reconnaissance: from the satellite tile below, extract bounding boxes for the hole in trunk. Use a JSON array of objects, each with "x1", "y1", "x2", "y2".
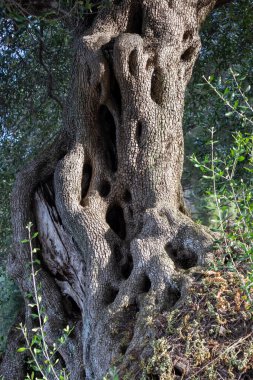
[
  {"x1": 101, "y1": 40, "x2": 122, "y2": 112},
  {"x1": 111, "y1": 71, "x2": 122, "y2": 113},
  {"x1": 129, "y1": 49, "x2": 138, "y2": 76},
  {"x1": 63, "y1": 295, "x2": 81, "y2": 319},
  {"x1": 165, "y1": 243, "x2": 198, "y2": 269},
  {"x1": 179, "y1": 204, "x2": 185, "y2": 213},
  {"x1": 183, "y1": 30, "x2": 193, "y2": 41},
  {"x1": 99, "y1": 180, "x2": 111, "y2": 197},
  {"x1": 55, "y1": 272, "x2": 66, "y2": 282},
  {"x1": 151, "y1": 68, "x2": 165, "y2": 105},
  {"x1": 161, "y1": 287, "x2": 181, "y2": 312},
  {"x1": 140, "y1": 274, "x2": 151, "y2": 293},
  {"x1": 181, "y1": 46, "x2": 196, "y2": 62},
  {"x1": 120, "y1": 345, "x2": 128, "y2": 354},
  {"x1": 104, "y1": 285, "x2": 119, "y2": 305},
  {"x1": 106, "y1": 204, "x2": 126, "y2": 239},
  {"x1": 123, "y1": 189, "x2": 132, "y2": 203},
  {"x1": 96, "y1": 82, "x2": 102, "y2": 96},
  {"x1": 136, "y1": 121, "x2": 142, "y2": 145},
  {"x1": 40, "y1": 178, "x2": 55, "y2": 207},
  {"x1": 121, "y1": 255, "x2": 133, "y2": 279},
  {"x1": 113, "y1": 244, "x2": 123, "y2": 262},
  {"x1": 98, "y1": 105, "x2": 118, "y2": 172},
  {"x1": 81, "y1": 162, "x2": 92, "y2": 200},
  {"x1": 126, "y1": 3, "x2": 143, "y2": 35}
]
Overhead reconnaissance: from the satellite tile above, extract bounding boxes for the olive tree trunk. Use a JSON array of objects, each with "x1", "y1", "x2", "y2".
[{"x1": 1, "y1": 1, "x2": 217, "y2": 379}]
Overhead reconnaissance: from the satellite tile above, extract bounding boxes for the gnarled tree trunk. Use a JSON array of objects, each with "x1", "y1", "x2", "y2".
[{"x1": 1, "y1": 1, "x2": 219, "y2": 379}]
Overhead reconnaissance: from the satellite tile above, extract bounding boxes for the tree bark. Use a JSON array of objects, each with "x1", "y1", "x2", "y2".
[{"x1": 1, "y1": 1, "x2": 218, "y2": 379}]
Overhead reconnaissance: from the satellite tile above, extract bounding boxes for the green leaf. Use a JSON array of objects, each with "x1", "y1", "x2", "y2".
[
  {"x1": 233, "y1": 100, "x2": 239, "y2": 109},
  {"x1": 17, "y1": 347, "x2": 27, "y2": 352}
]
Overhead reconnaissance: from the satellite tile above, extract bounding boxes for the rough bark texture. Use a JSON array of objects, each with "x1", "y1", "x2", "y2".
[{"x1": 1, "y1": 1, "x2": 219, "y2": 379}]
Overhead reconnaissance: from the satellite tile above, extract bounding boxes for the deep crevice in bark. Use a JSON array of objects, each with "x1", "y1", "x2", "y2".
[
  {"x1": 139, "y1": 274, "x2": 151, "y2": 293},
  {"x1": 183, "y1": 29, "x2": 194, "y2": 41},
  {"x1": 103, "y1": 285, "x2": 119, "y2": 305},
  {"x1": 123, "y1": 189, "x2": 131, "y2": 203},
  {"x1": 151, "y1": 68, "x2": 165, "y2": 105},
  {"x1": 113, "y1": 244, "x2": 123, "y2": 263},
  {"x1": 110, "y1": 68, "x2": 122, "y2": 113},
  {"x1": 101, "y1": 40, "x2": 122, "y2": 112},
  {"x1": 63, "y1": 295, "x2": 82, "y2": 319},
  {"x1": 81, "y1": 162, "x2": 92, "y2": 200},
  {"x1": 106, "y1": 203, "x2": 126, "y2": 239},
  {"x1": 165, "y1": 243, "x2": 198, "y2": 269},
  {"x1": 126, "y1": 2, "x2": 143, "y2": 35},
  {"x1": 181, "y1": 46, "x2": 196, "y2": 62},
  {"x1": 39, "y1": 177, "x2": 55, "y2": 208},
  {"x1": 160, "y1": 286, "x2": 181, "y2": 312},
  {"x1": 120, "y1": 344, "x2": 128, "y2": 355},
  {"x1": 98, "y1": 105, "x2": 118, "y2": 172},
  {"x1": 120, "y1": 254, "x2": 133, "y2": 279},
  {"x1": 129, "y1": 48, "x2": 138, "y2": 76},
  {"x1": 99, "y1": 180, "x2": 111, "y2": 197},
  {"x1": 136, "y1": 121, "x2": 143, "y2": 146}
]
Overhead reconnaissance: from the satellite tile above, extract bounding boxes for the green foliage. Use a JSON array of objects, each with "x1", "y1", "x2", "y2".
[
  {"x1": 183, "y1": 0, "x2": 253, "y2": 220},
  {"x1": 0, "y1": 267, "x2": 22, "y2": 354},
  {"x1": 190, "y1": 72, "x2": 253, "y2": 309},
  {"x1": 0, "y1": 11, "x2": 71, "y2": 260},
  {"x1": 0, "y1": 11, "x2": 72, "y2": 350}
]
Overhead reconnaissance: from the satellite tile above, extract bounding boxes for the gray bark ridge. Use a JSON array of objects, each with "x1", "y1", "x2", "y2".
[{"x1": 1, "y1": 1, "x2": 217, "y2": 379}]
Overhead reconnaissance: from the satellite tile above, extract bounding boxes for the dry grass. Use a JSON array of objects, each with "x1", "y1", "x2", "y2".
[{"x1": 141, "y1": 262, "x2": 253, "y2": 380}]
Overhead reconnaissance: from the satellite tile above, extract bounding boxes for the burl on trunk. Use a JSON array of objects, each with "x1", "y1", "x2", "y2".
[{"x1": 1, "y1": 1, "x2": 219, "y2": 379}]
